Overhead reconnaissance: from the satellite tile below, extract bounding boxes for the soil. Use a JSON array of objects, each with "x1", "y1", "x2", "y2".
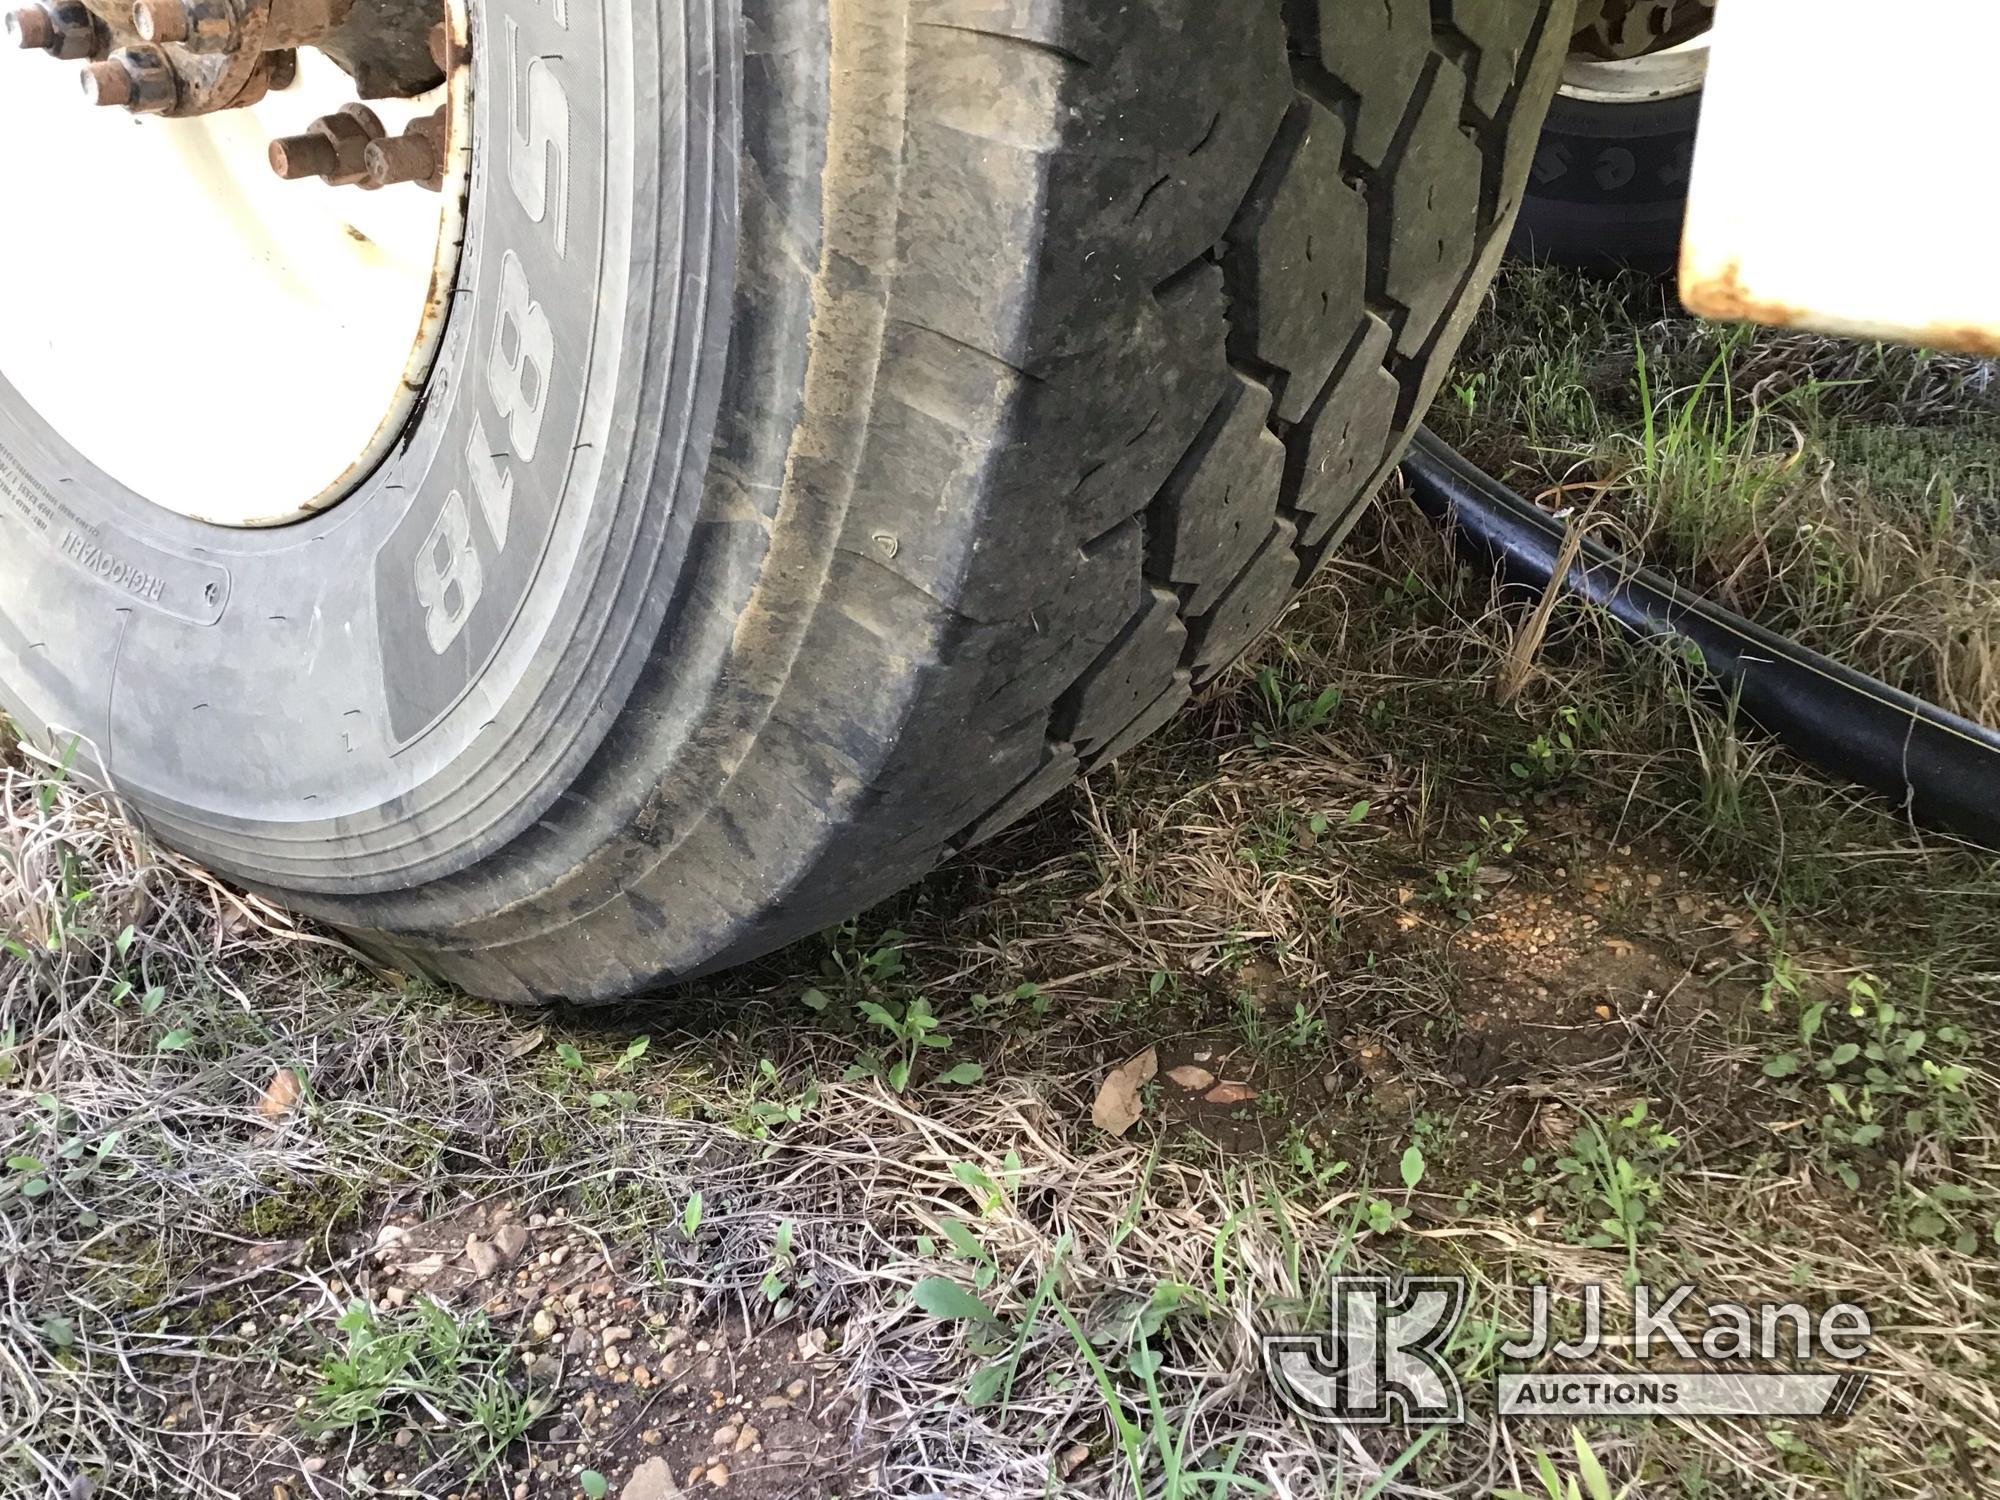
[{"x1": 186, "y1": 1199, "x2": 862, "y2": 1500}]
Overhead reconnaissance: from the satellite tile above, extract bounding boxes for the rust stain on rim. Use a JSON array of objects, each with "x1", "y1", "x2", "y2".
[{"x1": 1683, "y1": 259, "x2": 2000, "y2": 358}]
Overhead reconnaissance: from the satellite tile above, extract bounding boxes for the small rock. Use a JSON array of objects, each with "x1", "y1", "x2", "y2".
[
  {"x1": 619, "y1": 1457, "x2": 682, "y2": 1500},
  {"x1": 784, "y1": 1378, "x2": 807, "y2": 1399},
  {"x1": 604, "y1": 1346, "x2": 621, "y2": 1370},
  {"x1": 603, "y1": 1324, "x2": 634, "y2": 1347},
  {"x1": 272, "y1": 1485, "x2": 292, "y2": 1500},
  {"x1": 393, "y1": 1428, "x2": 414, "y2": 1449},
  {"x1": 532, "y1": 1309, "x2": 558, "y2": 1340},
  {"x1": 640, "y1": 1428, "x2": 663, "y2": 1446},
  {"x1": 660, "y1": 1327, "x2": 689, "y2": 1349},
  {"x1": 236, "y1": 1322, "x2": 258, "y2": 1339},
  {"x1": 704, "y1": 1464, "x2": 729, "y2": 1490},
  {"x1": 712, "y1": 1424, "x2": 739, "y2": 1448},
  {"x1": 493, "y1": 1222, "x2": 530, "y2": 1264},
  {"x1": 733, "y1": 1425, "x2": 758, "y2": 1454},
  {"x1": 384, "y1": 1285, "x2": 409, "y2": 1309},
  {"x1": 758, "y1": 1395, "x2": 790, "y2": 1410},
  {"x1": 302, "y1": 1458, "x2": 325, "y2": 1475},
  {"x1": 465, "y1": 1236, "x2": 502, "y2": 1279},
  {"x1": 566, "y1": 1325, "x2": 594, "y2": 1358}
]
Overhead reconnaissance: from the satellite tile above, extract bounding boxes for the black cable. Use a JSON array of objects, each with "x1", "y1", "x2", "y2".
[{"x1": 1399, "y1": 427, "x2": 2000, "y2": 850}]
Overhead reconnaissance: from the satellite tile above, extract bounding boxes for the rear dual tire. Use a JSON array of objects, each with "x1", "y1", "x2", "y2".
[
  {"x1": 0, "y1": 0, "x2": 1569, "y2": 1001},
  {"x1": 1509, "y1": 48, "x2": 1702, "y2": 273}
]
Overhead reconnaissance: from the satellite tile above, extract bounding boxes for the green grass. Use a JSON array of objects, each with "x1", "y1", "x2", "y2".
[{"x1": 309, "y1": 1296, "x2": 544, "y2": 1473}]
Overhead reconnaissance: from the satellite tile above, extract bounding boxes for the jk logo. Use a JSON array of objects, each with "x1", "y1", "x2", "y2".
[{"x1": 1262, "y1": 1276, "x2": 1467, "y2": 1426}]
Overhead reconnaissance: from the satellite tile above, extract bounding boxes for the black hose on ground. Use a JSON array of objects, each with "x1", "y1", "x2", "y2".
[{"x1": 1399, "y1": 427, "x2": 2000, "y2": 850}]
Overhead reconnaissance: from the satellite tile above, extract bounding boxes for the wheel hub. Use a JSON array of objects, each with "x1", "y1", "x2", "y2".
[{"x1": 0, "y1": 0, "x2": 468, "y2": 524}]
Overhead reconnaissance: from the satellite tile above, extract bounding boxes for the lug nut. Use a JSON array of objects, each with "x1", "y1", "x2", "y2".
[
  {"x1": 81, "y1": 45, "x2": 177, "y2": 112},
  {"x1": 268, "y1": 103, "x2": 384, "y2": 186},
  {"x1": 363, "y1": 107, "x2": 444, "y2": 190},
  {"x1": 8, "y1": 0, "x2": 100, "y2": 58}
]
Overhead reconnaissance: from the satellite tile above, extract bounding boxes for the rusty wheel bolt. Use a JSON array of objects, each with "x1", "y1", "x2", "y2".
[
  {"x1": 269, "y1": 103, "x2": 384, "y2": 187},
  {"x1": 129, "y1": 0, "x2": 184, "y2": 41},
  {"x1": 363, "y1": 135, "x2": 431, "y2": 189},
  {"x1": 5, "y1": 5, "x2": 52, "y2": 47},
  {"x1": 80, "y1": 45, "x2": 177, "y2": 112},
  {"x1": 362, "y1": 109, "x2": 444, "y2": 190},
  {"x1": 10, "y1": 0, "x2": 99, "y2": 58},
  {"x1": 138, "y1": 0, "x2": 232, "y2": 51},
  {"x1": 268, "y1": 132, "x2": 337, "y2": 179},
  {"x1": 79, "y1": 58, "x2": 131, "y2": 104}
]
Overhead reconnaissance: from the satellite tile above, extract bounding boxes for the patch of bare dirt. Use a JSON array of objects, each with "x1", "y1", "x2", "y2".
[{"x1": 189, "y1": 1201, "x2": 860, "y2": 1500}]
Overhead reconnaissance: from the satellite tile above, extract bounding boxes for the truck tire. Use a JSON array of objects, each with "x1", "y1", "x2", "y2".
[
  {"x1": 1508, "y1": 43, "x2": 1702, "y2": 273},
  {"x1": 0, "y1": 0, "x2": 1569, "y2": 1002}
]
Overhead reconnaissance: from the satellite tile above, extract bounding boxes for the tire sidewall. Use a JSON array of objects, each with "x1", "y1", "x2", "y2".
[
  {"x1": 1509, "y1": 85, "x2": 1700, "y2": 272},
  {"x1": 0, "y1": 0, "x2": 735, "y2": 893}
]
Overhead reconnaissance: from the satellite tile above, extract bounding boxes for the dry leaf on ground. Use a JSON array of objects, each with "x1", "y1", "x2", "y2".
[
  {"x1": 1165, "y1": 1064, "x2": 1215, "y2": 1091},
  {"x1": 256, "y1": 1067, "x2": 302, "y2": 1121},
  {"x1": 1091, "y1": 1047, "x2": 1158, "y2": 1135},
  {"x1": 1204, "y1": 1082, "x2": 1259, "y2": 1106}
]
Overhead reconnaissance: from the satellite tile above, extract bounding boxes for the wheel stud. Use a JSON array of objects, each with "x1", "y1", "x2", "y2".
[
  {"x1": 128, "y1": 0, "x2": 180, "y2": 40},
  {"x1": 268, "y1": 130, "x2": 336, "y2": 178},
  {"x1": 5, "y1": 4, "x2": 50, "y2": 46},
  {"x1": 268, "y1": 103, "x2": 385, "y2": 187},
  {"x1": 8, "y1": 0, "x2": 100, "y2": 59},
  {"x1": 362, "y1": 108, "x2": 444, "y2": 190},
  {"x1": 81, "y1": 46, "x2": 178, "y2": 113},
  {"x1": 130, "y1": 0, "x2": 233, "y2": 52}
]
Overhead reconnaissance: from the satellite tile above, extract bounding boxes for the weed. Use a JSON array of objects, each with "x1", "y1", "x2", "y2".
[
  {"x1": 731, "y1": 1057, "x2": 822, "y2": 1140},
  {"x1": 845, "y1": 993, "x2": 979, "y2": 1091},
  {"x1": 1498, "y1": 1430, "x2": 1628, "y2": 1500},
  {"x1": 1762, "y1": 970, "x2": 1978, "y2": 1219},
  {"x1": 760, "y1": 1219, "x2": 801, "y2": 1316},
  {"x1": 309, "y1": 1298, "x2": 542, "y2": 1475},
  {"x1": 1248, "y1": 665, "x2": 1341, "y2": 747},
  {"x1": 1548, "y1": 1101, "x2": 1679, "y2": 1277},
  {"x1": 1509, "y1": 704, "x2": 1591, "y2": 788},
  {"x1": 817, "y1": 920, "x2": 908, "y2": 1001},
  {"x1": 550, "y1": 1034, "x2": 650, "y2": 1112},
  {"x1": 1425, "y1": 811, "x2": 1526, "y2": 923}
]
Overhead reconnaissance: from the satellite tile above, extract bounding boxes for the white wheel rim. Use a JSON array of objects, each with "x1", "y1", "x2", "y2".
[
  {"x1": 0, "y1": 21, "x2": 466, "y2": 527},
  {"x1": 1561, "y1": 38, "x2": 1709, "y2": 105}
]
